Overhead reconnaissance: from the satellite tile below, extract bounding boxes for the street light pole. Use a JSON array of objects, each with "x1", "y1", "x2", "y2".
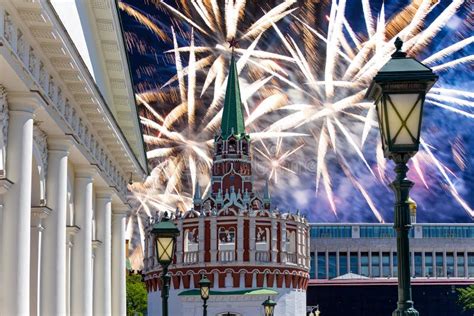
[
  {"x1": 392, "y1": 153, "x2": 417, "y2": 316},
  {"x1": 151, "y1": 211, "x2": 180, "y2": 316},
  {"x1": 161, "y1": 264, "x2": 171, "y2": 316},
  {"x1": 366, "y1": 37, "x2": 438, "y2": 316}
]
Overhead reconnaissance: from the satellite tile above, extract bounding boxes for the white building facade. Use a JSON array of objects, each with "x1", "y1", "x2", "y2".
[{"x1": 0, "y1": 1, "x2": 147, "y2": 315}]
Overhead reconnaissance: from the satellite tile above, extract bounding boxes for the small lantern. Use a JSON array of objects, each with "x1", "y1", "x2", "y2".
[
  {"x1": 262, "y1": 296, "x2": 277, "y2": 316},
  {"x1": 366, "y1": 37, "x2": 438, "y2": 158},
  {"x1": 151, "y1": 212, "x2": 180, "y2": 266},
  {"x1": 199, "y1": 274, "x2": 211, "y2": 301}
]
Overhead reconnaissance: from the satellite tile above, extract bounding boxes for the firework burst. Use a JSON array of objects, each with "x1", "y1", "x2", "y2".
[{"x1": 120, "y1": 0, "x2": 474, "y2": 261}]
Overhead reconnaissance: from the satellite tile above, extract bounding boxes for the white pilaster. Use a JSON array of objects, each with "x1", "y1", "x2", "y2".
[
  {"x1": 177, "y1": 218, "x2": 184, "y2": 264},
  {"x1": 0, "y1": 94, "x2": 37, "y2": 315},
  {"x1": 71, "y1": 167, "x2": 95, "y2": 316},
  {"x1": 94, "y1": 190, "x2": 113, "y2": 316},
  {"x1": 112, "y1": 205, "x2": 128, "y2": 316},
  {"x1": 197, "y1": 217, "x2": 204, "y2": 262},
  {"x1": 249, "y1": 217, "x2": 256, "y2": 263},
  {"x1": 271, "y1": 218, "x2": 278, "y2": 263},
  {"x1": 40, "y1": 137, "x2": 71, "y2": 316},
  {"x1": 237, "y1": 215, "x2": 244, "y2": 261},
  {"x1": 66, "y1": 225, "x2": 80, "y2": 315},
  {"x1": 210, "y1": 217, "x2": 217, "y2": 263},
  {"x1": 30, "y1": 206, "x2": 51, "y2": 316}
]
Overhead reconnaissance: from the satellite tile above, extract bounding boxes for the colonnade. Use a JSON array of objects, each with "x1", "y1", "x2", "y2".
[{"x1": 0, "y1": 92, "x2": 128, "y2": 315}]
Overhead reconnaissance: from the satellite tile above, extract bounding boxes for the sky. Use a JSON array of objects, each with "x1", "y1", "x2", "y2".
[{"x1": 118, "y1": 0, "x2": 473, "y2": 223}]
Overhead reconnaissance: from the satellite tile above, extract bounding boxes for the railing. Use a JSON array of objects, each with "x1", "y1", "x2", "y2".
[
  {"x1": 287, "y1": 252, "x2": 297, "y2": 264},
  {"x1": 219, "y1": 250, "x2": 235, "y2": 262},
  {"x1": 255, "y1": 251, "x2": 271, "y2": 262},
  {"x1": 183, "y1": 251, "x2": 199, "y2": 264}
]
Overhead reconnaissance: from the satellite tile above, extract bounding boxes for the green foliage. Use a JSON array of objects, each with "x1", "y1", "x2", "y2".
[
  {"x1": 458, "y1": 285, "x2": 474, "y2": 311},
  {"x1": 126, "y1": 273, "x2": 147, "y2": 316}
]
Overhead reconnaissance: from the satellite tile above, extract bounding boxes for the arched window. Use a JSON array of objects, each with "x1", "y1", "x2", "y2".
[
  {"x1": 287, "y1": 231, "x2": 296, "y2": 253},
  {"x1": 228, "y1": 140, "x2": 236, "y2": 153},
  {"x1": 228, "y1": 228, "x2": 235, "y2": 243}
]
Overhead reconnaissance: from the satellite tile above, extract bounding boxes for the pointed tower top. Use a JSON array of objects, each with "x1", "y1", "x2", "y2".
[
  {"x1": 221, "y1": 54, "x2": 246, "y2": 139},
  {"x1": 193, "y1": 183, "x2": 201, "y2": 201},
  {"x1": 263, "y1": 179, "x2": 270, "y2": 201}
]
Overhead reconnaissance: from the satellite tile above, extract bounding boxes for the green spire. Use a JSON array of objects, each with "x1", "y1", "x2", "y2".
[{"x1": 220, "y1": 53, "x2": 245, "y2": 139}]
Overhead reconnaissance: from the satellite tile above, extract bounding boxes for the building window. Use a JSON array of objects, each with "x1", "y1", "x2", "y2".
[
  {"x1": 361, "y1": 252, "x2": 369, "y2": 277},
  {"x1": 371, "y1": 253, "x2": 380, "y2": 277},
  {"x1": 310, "y1": 226, "x2": 352, "y2": 238},
  {"x1": 446, "y1": 253, "x2": 454, "y2": 277},
  {"x1": 310, "y1": 252, "x2": 316, "y2": 279},
  {"x1": 360, "y1": 226, "x2": 395, "y2": 238},
  {"x1": 382, "y1": 252, "x2": 390, "y2": 277},
  {"x1": 317, "y1": 252, "x2": 326, "y2": 279},
  {"x1": 436, "y1": 252, "x2": 444, "y2": 277},
  {"x1": 457, "y1": 253, "x2": 465, "y2": 277},
  {"x1": 339, "y1": 253, "x2": 348, "y2": 276},
  {"x1": 393, "y1": 252, "x2": 398, "y2": 277},
  {"x1": 422, "y1": 226, "x2": 474, "y2": 238},
  {"x1": 425, "y1": 253, "x2": 433, "y2": 277},
  {"x1": 468, "y1": 253, "x2": 474, "y2": 277},
  {"x1": 350, "y1": 252, "x2": 359, "y2": 274},
  {"x1": 328, "y1": 252, "x2": 337, "y2": 279},
  {"x1": 414, "y1": 252, "x2": 422, "y2": 277}
]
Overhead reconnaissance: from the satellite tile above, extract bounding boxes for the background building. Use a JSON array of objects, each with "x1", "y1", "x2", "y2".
[
  {"x1": 308, "y1": 220, "x2": 474, "y2": 316},
  {"x1": 0, "y1": 0, "x2": 146, "y2": 315}
]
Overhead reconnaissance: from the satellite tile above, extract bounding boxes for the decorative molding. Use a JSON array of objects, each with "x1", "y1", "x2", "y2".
[
  {"x1": 66, "y1": 224, "x2": 81, "y2": 236},
  {"x1": 33, "y1": 123, "x2": 48, "y2": 180},
  {"x1": 31, "y1": 206, "x2": 52, "y2": 219},
  {"x1": 92, "y1": 239, "x2": 102, "y2": 249},
  {"x1": 0, "y1": 85, "x2": 8, "y2": 178},
  {"x1": 0, "y1": 177, "x2": 13, "y2": 195}
]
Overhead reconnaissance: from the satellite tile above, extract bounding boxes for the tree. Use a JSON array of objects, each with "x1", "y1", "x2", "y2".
[
  {"x1": 458, "y1": 285, "x2": 474, "y2": 311},
  {"x1": 126, "y1": 273, "x2": 147, "y2": 316}
]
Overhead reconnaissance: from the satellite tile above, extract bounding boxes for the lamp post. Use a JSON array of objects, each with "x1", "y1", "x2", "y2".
[
  {"x1": 151, "y1": 212, "x2": 180, "y2": 316},
  {"x1": 199, "y1": 274, "x2": 211, "y2": 316},
  {"x1": 366, "y1": 37, "x2": 438, "y2": 316},
  {"x1": 262, "y1": 296, "x2": 277, "y2": 316}
]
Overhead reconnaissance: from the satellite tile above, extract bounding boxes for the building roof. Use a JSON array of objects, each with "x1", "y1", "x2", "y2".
[
  {"x1": 220, "y1": 53, "x2": 246, "y2": 139},
  {"x1": 178, "y1": 288, "x2": 278, "y2": 296},
  {"x1": 333, "y1": 272, "x2": 369, "y2": 280}
]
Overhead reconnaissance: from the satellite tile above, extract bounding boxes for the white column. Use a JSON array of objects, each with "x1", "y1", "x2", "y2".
[
  {"x1": 94, "y1": 190, "x2": 113, "y2": 316},
  {"x1": 40, "y1": 137, "x2": 71, "y2": 315},
  {"x1": 0, "y1": 94, "x2": 37, "y2": 315},
  {"x1": 71, "y1": 167, "x2": 95, "y2": 316},
  {"x1": 112, "y1": 205, "x2": 128, "y2": 316},
  {"x1": 30, "y1": 206, "x2": 51, "y2": 316}
]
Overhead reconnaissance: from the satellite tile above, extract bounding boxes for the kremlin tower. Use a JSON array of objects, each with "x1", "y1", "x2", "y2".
[{"x1": 143, "y1": 54, "x2": 310, "y2": 316}]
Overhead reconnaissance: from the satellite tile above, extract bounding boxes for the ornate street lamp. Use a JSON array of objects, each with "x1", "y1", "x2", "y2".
[
  {"x1": 262, "y1": 296, "x2": 277, "y2": 316},
  {"x1": 366, "y1": 37, "x2": 438, "y2": 316},
  {"x1": 151, "y1": 211, "x2": 180, "y2": 316},
  {"x1": 199, "y1": 274, "x2": 211, "y2": 316}
]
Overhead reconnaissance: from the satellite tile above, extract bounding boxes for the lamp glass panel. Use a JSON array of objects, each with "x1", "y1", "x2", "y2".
[
  {"x1": 156, "y1": 237, "x2": 174, "y2": 263},
  {"x1": 264, "y1": 305, "x2": 272, "y2": 315},
  {"x1": 386, "y1": 93, "x2": 421, "y2": 146},
  {"x1": 200, "y1": 286, "x2": 209, "y2": 299},
  {"x1": 376, "y1": 98, "x2": 387, "y2": 148}
]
